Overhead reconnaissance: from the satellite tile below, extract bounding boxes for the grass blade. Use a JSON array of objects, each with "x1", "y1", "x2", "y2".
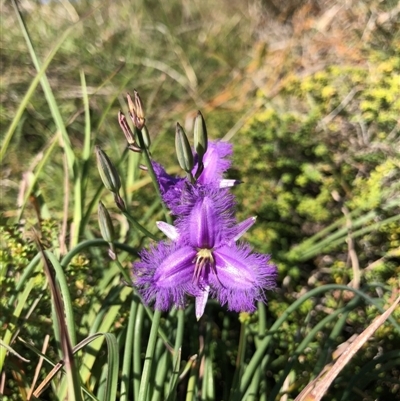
[
  {"x1": 34, "y1": 233, "x2": 83, "y2": 401},
  {"x1": 12, "y1": 0, "x2": 75, "y2": 175}
]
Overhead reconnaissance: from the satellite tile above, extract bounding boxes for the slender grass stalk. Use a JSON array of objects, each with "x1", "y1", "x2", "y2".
[
  {"x1": 60, "y1": 239, "x2": 138, "y2": 267},
  {"x1": 230, "y1": 321, "x2": 247, "y2": 398},
  {"x1": 69, "y1": 70, "x2": 92, "y2": 247},
  {"x1": 246, "y1": 302, "x2": 267, "y2": 400},
  {"x1": 201, "y1": 355, "x2": 215, "y2": 401},
  {"x1": 269, "y1": 296, "x2": 361, "y2": 400},
  {"x1": 45, "y1": 251, "x2": 77, "y2": 346},
  {"x1": 151, "y1": 336, "x2": 169, "y2": 398},
  {"x1": 133, "y1": 304, "x2": 145, "y2": 400},
  {"x1": 340, "y1": 351, "x2": 400, "y2": 400},
  {"x1": 79, "y1": 285, "x2": 132, "y2": 386},
  {"x1": 121, "y1": 209, "x2": 159, "y2": 241},
  {"x1": 313, "y1": 303, "x2": 352, "y2": 376},
  {"x1": 16, "y1": 135, "x2": 58, "y2": 221},
  {"x1": 99, "y1": 333, "x2": 120, "y2": 401},
  {"x1": 235, "y1": 284, "x2": 400, "y2": 399},
  {"x1": 166, "y1": 308, "x2": 185, "y2": 401},
  {"x1": 0, "y1": 278, "x2": 35, "y2": 372},
  {"x1": 151, "y1": 350, "x2": 169, "y2": 401},
  {"x1": 0, "y1": 13, "x2": 75, "y2": 161},
  {"x1": 205, "y1": 352, "x2": 215, "y2": 400},
  {"x1": 185, "y1": 360, "x2": 198, "y2": 401},
  {"x1": 138, "y1": 309, "x2": 162, "y2": 401},
  {"x1": 120, "y1": 296, "x2": 140, "y2": 401},
  {"x1": 12, "y1": 0, "x2": 75, "y2": 175},
  {"x1": 290, "y1": 203, "x2": 400, "y2": 261},
  {"x1": 35, "y1": 240, "x2": 83, "y2": 401}
]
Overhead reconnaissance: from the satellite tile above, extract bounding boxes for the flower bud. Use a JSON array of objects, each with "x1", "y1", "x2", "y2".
[
  {"x1": 175, "y1": 123, "x2": 194, "y2": 173},
  {"x1": 126, "y1": 91, "x2": 145, "y2": 130},
  {"x1": 118, "y1": 111, "x2": 141, "y2": 152},
  {"x1": 141, "y1": 124, "x2": 151, "y2": 149},
  {"x1": 134, "y1": 90, "x2": 145, "y2": 124},
  {"x1": 193, "y1": 110, "x2": 208, "y2": 160},
  {"x1": 95, "y1": 146, "x2": 121, "y2": 194},
  {"x1": 98, "y1": 201, "x2": 115, "y2": 243}
]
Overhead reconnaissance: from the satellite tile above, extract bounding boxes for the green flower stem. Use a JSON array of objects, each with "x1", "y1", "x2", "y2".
[
  {"x1": 71, "y1": 170, "x2": 83, "y2": 248},
  {"x1": 110, "y1": 248, "x2": 133, "y2": 284},
  {"x1": 230, "y1": 321, "x2": 247, "y2": 396},
  {"x1": 120, "y1": 296, "x2": 140, "y2": 401},
  {"x1": 185, "y1": 360, "x2": 198, "y2": 401},
  {"x1": 60, "y1": 239, "x2": 138, "y2": 268},
  {"x1": 204, "y1": 355, "x2": 215, "y2": 400},
  {"x1": 138, "y1": 309, "x2": 162, "y2": 401},
  {"x1": 166, "y1": 308, "x2": 185, "y2": 400},
  {"x1": 136, "y1": 129, "x2": 172, "y2": 224},
  {"x1": 151, "y1": 350, "x2": 169, "y2": 401},
  {"x1": 133, "y1": 304, "x2": 145, "y2": 400},
  {"x1": 121, "y1": 209, "x2": 159, "y2": 241},
  {"x1": 246, "y1": 302, "x2": 267, "y2": 400}
]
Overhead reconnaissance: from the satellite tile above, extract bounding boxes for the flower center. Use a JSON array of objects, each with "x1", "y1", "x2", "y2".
[{"x1": 193, "y1": 248, "x2": 214, "y2": 285}]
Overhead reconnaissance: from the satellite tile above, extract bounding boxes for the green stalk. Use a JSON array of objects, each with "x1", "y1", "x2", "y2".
[
  {"x1": 166, "y1": 308, "x2": 185, "y2": 400},
  {"x1": 44, "y1": 251, "x2": 77, "y2": 346},
  {"x1": 60, "y1": 239, "x2": 138, "y2": 268},
  {"x1": 246, "y1": 302, "x2": 267, "y2": 400},
  {"x1": 136, "y1": 129, "x2": 172, "y2": 224},
  {"x1": 120, "y1": 296, "x2": 140, "y2": 401},
  {"x1": 138, "y1": 309, "x2": 162, "y2": 400},
  {"x1": 16, "y1": 135, "x2": 58, "y2": 221},
  {"x1": 268, "y1": 296, "x2": 361, "y2": 400},
  {"x1": 185, "y1": 361, "x2": 198, "y2": 401},
  {"x1": 1, "y1": 9, "x2": 75, "y2": 161},
  {"x1": 235, "y1": 284, "x2": 400, "y2": 399},
  {"x1": 12, "y1": 0, "x2": 75, "y2": 176},
  {"x1": 230, "y1": 321, "x2": 247, "y2": 397},
  {"x1": 151, "y1": 350, "x2": 169, "y2": 401},
  {"x1": 133, "y1": 304, "x2": 145, "y2": 400},
  {"x1": 0, "y1": 278, "x2": 35, "y2": 371},
  {"x1": 121, "y1": 209, "x2": 159, "y2": 241}
]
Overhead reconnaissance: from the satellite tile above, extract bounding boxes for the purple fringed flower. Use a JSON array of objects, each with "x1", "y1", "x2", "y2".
[
  {"x1": 153, "y1": 141, "x2": 239, "y2": 212},
  {"x1": 134, "y1": 187, "x2": 277, "y2": 319}
]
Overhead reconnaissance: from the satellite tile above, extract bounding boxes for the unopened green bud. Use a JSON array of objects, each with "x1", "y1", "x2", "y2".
[
  {"x1": 141, "y1": 124, "x2": 151, "y2": 149},
  {"x1": 95, "y1": 146, "x2": 121, "y2": 194},
  {"x1": 98, "y1": 201, "x2": 115, "y2": 243},
  {"x1": 193, "y1": 110, "x2": 208, "y2": 160},
  {"x1": 175, "y1": 123, "x2": 194, "y2": 173},
  {"x1": 118, "y1": 111, "x2": 141, "y2": 152}
]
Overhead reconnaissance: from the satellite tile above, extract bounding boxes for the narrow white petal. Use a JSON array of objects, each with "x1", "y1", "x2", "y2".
[
  {"x1": 232, "y1": 216, "x2": 257, "y2": 242},
  {"x1": 156, "y1": 221, "x2": 179, "y2": 241},
  {"x1": 219, "y1": 179, "x2": 241, "y2": 188},
  {"x1": 195, "y1": 285, "x2": 210, "y2": 320}
]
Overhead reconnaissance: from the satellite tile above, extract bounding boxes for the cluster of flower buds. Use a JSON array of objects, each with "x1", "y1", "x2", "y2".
[{"x1": 96, "y1": 90, "x2": 277, "y2": 319}]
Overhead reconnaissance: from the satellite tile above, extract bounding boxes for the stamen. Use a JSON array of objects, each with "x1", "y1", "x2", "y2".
[
  {"x1": 192, "y1": 248, "x2": 225, "y2": 289},
  {"x1": 193, "y1": 248, "x2": 214, "y2": 286}
]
